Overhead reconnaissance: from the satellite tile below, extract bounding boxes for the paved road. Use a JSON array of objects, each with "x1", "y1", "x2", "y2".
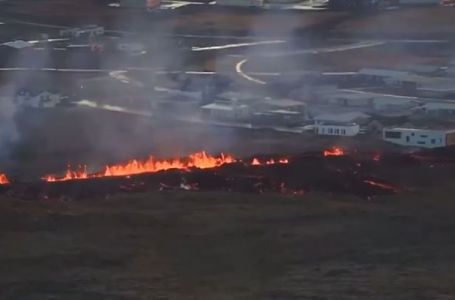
[{"x1": 235, "y1": 41, "x2": 385, "y2": 85}]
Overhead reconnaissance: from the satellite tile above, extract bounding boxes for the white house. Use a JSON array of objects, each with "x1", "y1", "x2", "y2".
[
  {"x1": 312, "y1": 112, "x2": 367, "y2": 137},
  {"x1": 383, "y1": 127, "x2": 455, "y2": 148},
  {"x1": 15, "y1": 90, "x2": 62, "y2": 108},
  {"x1": 314, "y1": 122, "x2": 360, "y2": 137}
]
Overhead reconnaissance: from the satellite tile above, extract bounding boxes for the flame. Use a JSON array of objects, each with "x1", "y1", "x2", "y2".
[
  {"x1": 251, "y1": 157, "x2": 289, "y2": 166},
  {"x1": 44, "y1": 152, "x2": 291, "y2": 182},
  {"x1": 363, "y1": 180, "x2": 399, "y2": 193},
  {"x1": 323, "y1": 147, "x2": 345, "y2": 157},
  {"x1": 44, "y1": 165, "x2": 88, "y2": 182},
  {"x1": 251, "y1": 158, "x2": 261, "y2": 166},
  {"x1": 0, "y1": 173, "x2": 9, "y2": 185},
  {"x1": 44, "y1": 151, "x2": 236, "y2": 182},
  {"x1": 372, "y1": 153, "x2": 381, "y2": 162}
]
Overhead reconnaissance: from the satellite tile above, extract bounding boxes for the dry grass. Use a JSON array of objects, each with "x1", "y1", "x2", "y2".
[{"x1": 1, "y1": 189, "x2": 455, "y2": 299}]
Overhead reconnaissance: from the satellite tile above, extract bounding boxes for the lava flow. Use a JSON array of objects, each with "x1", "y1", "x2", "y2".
[
  {"x1": 323, "y1": 147, "x2": 345, "y2": 157},
  {"x1": 251, "y1": 158, "x2": 289, "y2": 166},
  {"x1": 44, "y1": 151, "x2": 237, "y2": 182},
  {"x1": 44, "y1": 151, "x2": 291, "y2": 182},
  {"x1": 0, "y1": 173, "x2": 9, "y2": 185},
  {"x1": 363, "y1": 179, "x2": 400, "y2": 193}
]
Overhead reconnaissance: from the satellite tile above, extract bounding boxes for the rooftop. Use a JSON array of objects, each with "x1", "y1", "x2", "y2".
[
  {"x1": 422, "y1": 102, "x2": 455, "y2": 110},
  {"x1": 218, "y1": 91, "x2": 260, "y2": 102},
  {"x1": 263, "y1": 98, "x2": 305, "y2": 107},
  {"x1": 201, "y1": 103, "x2": 248, "y2": 111},
  {"x1": 314, "y1": 111, "x2": 370, "y2": 123},
  {"x1": 267, "y1": 109, "x2": 301, "y2": 115},
  {"x1": 386, "y1": 127, "x2": 455, "y2": 133}
]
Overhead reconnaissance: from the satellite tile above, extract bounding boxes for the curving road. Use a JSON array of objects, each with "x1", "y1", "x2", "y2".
[{"x1": 235, "y1": 40, "x2": 385, "y2": 85}]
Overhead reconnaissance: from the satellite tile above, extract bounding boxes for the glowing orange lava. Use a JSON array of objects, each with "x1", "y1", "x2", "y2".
[
  {"x1": 251, "y1": 158, "x2": 261, "y2": 166},
  {"x1": 44, "y1": 152, "x2": 236, "y2": 182},
  {"x1": 323, "y1": 147, "x2": 345, "y2": 157},
  {"x1": 363, "y1": 180, "x2": 399, "y2": 193},
  {"x1": 372, "y1": 153, "x2": 381, "y2": 162},
  {"x1": 44, "y1": 152, "x2": 291, "y2": 182},
  {"x1": 250, "y1": 157, "x2": 289, "y2": 166},
  {"x1": 0, "y1": 173, "x2": 10, "y2": 185}
]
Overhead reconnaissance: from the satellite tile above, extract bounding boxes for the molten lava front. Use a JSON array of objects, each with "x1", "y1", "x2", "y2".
[
  {"x1": 363, "y1": 180, "x2": 399, "y2": 193},
  {"x1": 44, "y1": 151, "x2": 291, "y2": 182},
  {"x1": 0, "y1": 146, "x2": 410, "y2": 198},
  {"x1": 323, "y1": 147, "x2": 345, "y2": 157},
  {"x1": 44, "y1": 151, "x2": 237, "y2": 182},
  {"x1": 0, "y1": 173, "x2": 9, "y2": 185}
]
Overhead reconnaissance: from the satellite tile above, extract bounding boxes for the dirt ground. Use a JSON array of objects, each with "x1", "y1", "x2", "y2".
[{"x1": 1, "y1": 187, "x2": 455, "y2": 299}]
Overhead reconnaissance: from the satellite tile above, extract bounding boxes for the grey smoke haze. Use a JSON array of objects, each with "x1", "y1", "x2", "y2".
[
  {"x1": 0, "y1": 44, "x2": 52, "y2": 157},
  {"x1": 0, "y1": 85, "x2": 18, "y2": 150}
]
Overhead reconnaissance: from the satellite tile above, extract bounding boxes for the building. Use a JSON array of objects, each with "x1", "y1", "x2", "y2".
[
  {"x1": 59, "y1": 25, "x2": 104, "y2": 38},
  {"x1": 252, "y1": 109, "x2": 303, "y2": 127},
  {"x1": 357, "y1": 68, "x2": 410, "y2": 85},
  {"x1": 371, "y1": 96, "x2": 419, "y2": 111},
  {"x1": 260, "y1": 98, "x2": 306, "y2": 113},
  {"x1": 398, "y1": 0, "x2": 439, "y2": 4},
  {"x1": 117, "y1": 42, "x2": 146, "y2": 55},
  {"x1": 201, "y1": 101, "x2": 250, "y2": 122},
  {"x1": 152, "y1": 97, "x2": 200, "y2": 115},
  {"x1": 446, "y1": 67, "x2": 455, "y2": 78},
  {"x1": 315, "y1": 122, "x2": 360, "y2": 136},
  {"x1": 119, "y1": 0, "x2": 161, "y2": 9},
  {"x1": 312, "y1": 112, "x2": 368, "y2": 137},
  {"x1": 15, "y1": 90, "x2": 63, "y2": 109},
  {"x1": 79, "y1": 76, "x2": 142, "y2": 100},
  {"x1": 419, "y1": 102, "x2": 455, "y2": 118},
  {"x1": 252, "y1": 98, "x2": 307, "y2": 125},
  {"x1": 327, "y1": 92, "x2": 374, "y2": 107},
  {"x1": 417, "y1": 82, "x2": 455, "y2": 98},
  {"x1": 215, "y1": 0, "x2": 264, "y2": 6},
  {"x1": 314, "y1": 111, "x2": 370, "y2": 125},
  {"x1": 313, "y1": 89, "x2": 412, "y2": 110},
  {"x1": 383, "y1": 127, "x2": 455, "y2": 148},
  {"x1": 357, "y1": 70, "x2": 455, "y2": 97},
  {"x1": 393, "y1": 75, "x2": 455, "y2": 97}
]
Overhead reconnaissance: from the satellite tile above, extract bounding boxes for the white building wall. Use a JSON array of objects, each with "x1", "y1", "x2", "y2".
[
  {"x1": 315, "y1": 124, "x2": 360, "y2": 137},
  {"x1": 383, "y1": 128, "x2": 447, "y2": 148}
]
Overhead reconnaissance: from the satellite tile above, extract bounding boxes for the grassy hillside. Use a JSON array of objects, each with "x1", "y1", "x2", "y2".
[{"x1": 1, "y1": 189, "x2": 455, "y2": 299}]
